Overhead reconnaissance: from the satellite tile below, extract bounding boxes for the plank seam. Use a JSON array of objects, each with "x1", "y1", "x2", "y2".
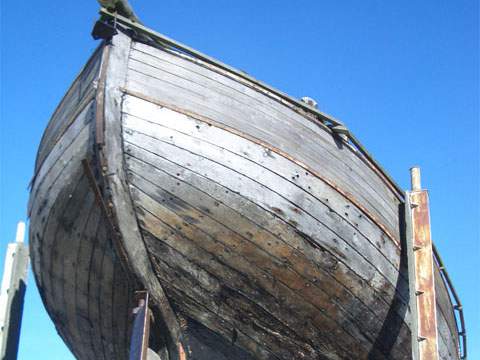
[{"x1": 121, "y1": 87, "x2": 401, "y2": 248}]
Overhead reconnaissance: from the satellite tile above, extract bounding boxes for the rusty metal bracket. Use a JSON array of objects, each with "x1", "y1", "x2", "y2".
[
  {"x1": 407, "y1": 168, "x2": 467, "y2": 359},
  {"x1": 406, "y1": 167, "x2": 439, "y2": 360},
  {"x1": 128, "y1": 291, "x2": 187, "y2": 360}
]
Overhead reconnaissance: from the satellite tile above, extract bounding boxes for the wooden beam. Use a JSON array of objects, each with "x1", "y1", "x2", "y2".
[{"x1": 0, "y1": 222, "x2": 29, "y2": 359}]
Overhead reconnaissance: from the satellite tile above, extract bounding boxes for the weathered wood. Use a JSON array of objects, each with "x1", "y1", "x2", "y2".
[
  {"x1": 31, "y1": 141, "x2": 90, "y2": 296},
  {"x1": 131, "y1": 182, "x2": 413, "y2": 359},
  {"x1": 100, "y1": 32, "x2": 186, "y2": 358},
  {"x1": 29, "y1": 112, "x2": 92, "y2": 216},
  {"x1": 132, "y1": 186, "x2": 368, "y2": 355},
  {"x1": 122, "y1": 109, "x2": 404, "y2": 280},
  {"x1": 89, "y1": 219, "x2": 108, "y2": 359},
  {"x1": 27, "y1": 25, "x2": 463, "y2": 360},
  {"x1": 28, "y1": 97, "x2": 94, "y2": 296},
  {"x1": 125, "y1": 154, "x2": 411, "y2": 346},
  {"x1": 124, "y1": 73, "x2": 402, "y2": 246},
  {"x1": 123, "y1": 94, "x2": 402, "y2": 249},
  {"x1": 123, "y1": 141, "x2": 410, "y2": 326},
  {"x1": 129, "y1": 43, "x2": 397, "y2": 208},
  {"x1": 100, "y1": 233, "x2": 116, "y2": 358},
  {"x1": 41, "y1": 175, "x2": 89, "y2": 357},
  {"x1": 74, "y1": 201, "x2": 102, "y2": 360},
  {"x1": 0, "y1": 222, "x2": 29, "y2": 360},
  {"x1": 111, "y1": 256, "x2": 132, "y2": 360},
  {"x1": 145, "y1": 245, "x2": 314, "y2": 360},
  {"x1": 127, "y1": 44, "x2": 400, "y2": 231},
  {"x1": 123, "y1": 126, "x2": 407, "y2": 303},
  {"x1": 409, "y1": 188, "x2": 439, "y2": 360},
  {"x1": 179, "y1": 317, "x2": 255, "y2": 360},
  {"x1": 28, "y1": 42, "x2": 133, "y2": 360},
  {"x1": 166, "y1": 285, "x2": 276, "y2": 360},
  {"x1": 35, "y1": 173, "x2": 84, "y2": 312},
  {"x1": 59, "y1": 189, "x2": 95, "y2": 360},
  {"x1": 35, "y1": 46, "x2": 102, "y2": 171}
]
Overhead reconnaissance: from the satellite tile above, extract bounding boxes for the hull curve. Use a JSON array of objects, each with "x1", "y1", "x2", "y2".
[{"x1": 28, "y1": 30, "x2": 461, "y2": 360}]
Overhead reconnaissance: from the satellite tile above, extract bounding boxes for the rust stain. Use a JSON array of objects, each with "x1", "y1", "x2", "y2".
[
  {"x1": 271, "y1": 207, "x2": 285, "y2": 216},
  {"x1": 178, "y1": 342, "x2": 187, "y2": 360}
]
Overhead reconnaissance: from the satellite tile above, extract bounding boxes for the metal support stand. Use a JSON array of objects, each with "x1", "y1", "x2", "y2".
[
  {"x1": 129, "y1": 291, "x2": 187, "y2": 360},
  {"x1": 406, "y1": 167, "x2": 439, "y2": 360},
  {"x1": 0, "y1": 222, "x2": 29, "y2": 359},
  {"x1": 130, "y1": 291, "x2": 152, "y2": 360}
]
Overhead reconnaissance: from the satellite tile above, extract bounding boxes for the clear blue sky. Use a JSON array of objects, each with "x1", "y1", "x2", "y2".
[{"x1": 1, "y1": 1, "x2": 478, "y2": 359}]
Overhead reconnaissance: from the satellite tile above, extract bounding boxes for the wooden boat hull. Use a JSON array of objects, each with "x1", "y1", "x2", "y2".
[{"x1": 28, "y1": 31, "x2": 461, "y2": 359}]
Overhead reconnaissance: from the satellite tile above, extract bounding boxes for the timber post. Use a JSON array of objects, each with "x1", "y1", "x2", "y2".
[
  {"x1": 0, "y1": 222, "x2": 29, "y2": 359},
  {"x1": 406, "y1": 167, "x2": 439, "y2": 360}
]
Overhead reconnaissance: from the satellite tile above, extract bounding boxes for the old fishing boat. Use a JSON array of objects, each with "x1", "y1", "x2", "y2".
[{"x1": 28, "y1": 2, "x2": 466, "y2": 359}]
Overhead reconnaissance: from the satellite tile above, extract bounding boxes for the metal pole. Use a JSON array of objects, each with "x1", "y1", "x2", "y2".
[
  {"x1": 0, "y1": 222, "x2": 29, "y2": 360},
  {"x1": 130, "y1": 291, "x2": 152, "y2": 360},
  {"x1": 407, "y1": 168, "x2": 439, "y2": 360},
  {"x1": 410, "y1": 166, "x2": 422, "y2": 191}
]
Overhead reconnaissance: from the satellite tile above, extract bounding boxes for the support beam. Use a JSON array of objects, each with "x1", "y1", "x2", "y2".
[
  {"x1": 129, "y1": 291, "x2": 186, "y2": 360},
  {"x1": 406, "y1": 167, "x2": 439, "y2": 360},
  {"x1": 130, "y1": 291, "x2": 151, "y2": 360},
  {"x1": 0, "y1": 222, "x2": 29, "y2": 359}
]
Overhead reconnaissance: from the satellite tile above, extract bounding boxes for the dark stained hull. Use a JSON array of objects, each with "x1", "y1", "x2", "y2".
[{"x1": 28, "y1": 29, "x2": 461, "y2": 360}]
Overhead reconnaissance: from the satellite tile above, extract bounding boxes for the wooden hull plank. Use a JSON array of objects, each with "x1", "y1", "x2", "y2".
[
  {"x1": 123, "y1": 94, "x2": 402, "y2": 250},
  {"x1": 88, "y1": 215, "x2": 108, "y2": 359},
  {"x1": 129, "y1": 42, "x2": 400, "y2": 216},
  {"x1": 35, "y1": 46, "x2": 101, "y2": 172},
  {"x1": 30, "y1": 126, "x2": 91, "y2": 293},
  {"x1": 131, "y1": 184, "x2": 371, "y2": 355},
  {"x1": 74, "y1": 199, "x2": 102, "y2": 360},
  {"x1": 29, "y1": 104, "x2": 93, "y2": 216},
  {"x1": 124, "y1": 69, "x2": 398, "y2": 233},
  {"x1": 126, "y1": 44, "x2": 400, "y2": 233},
  {"x1": 58, "y1": 187, "x2": 95, "y2": 359},
  {"x1": 123, "y1": 139, "x2": 407, "y2": 323},
  {"x1": 126, "y1": 153, "x2": 410, "y2": 346},
  {"x1": 45, "y1": 175, "x2": 90, "y2": 357},
  {"x1": 121, "y1": 101, "x2": 403, "y2": 276},
  {"x1": 145, "y1": 238, "x2": 318, "y2": 360},
  {"x1": 128, "y1": 177, "x2": 411, "y2": 358},
  {"x1": 122, "y1": 125, "x2": 406, "y2": 302}
]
